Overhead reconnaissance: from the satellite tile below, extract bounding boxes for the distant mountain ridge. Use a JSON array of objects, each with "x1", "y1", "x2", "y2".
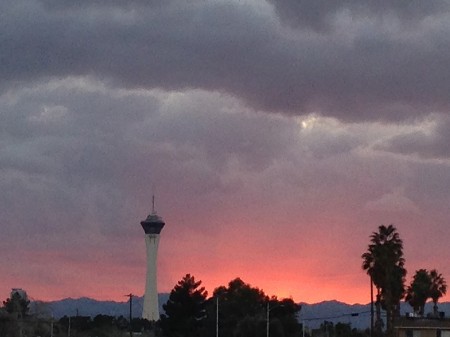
[
  {"x1": 31, "y1": 294, "x2": 169, "y2": 320},
  {"x1": 30, "y1": 297, "x2": 450, "y2": 330}
]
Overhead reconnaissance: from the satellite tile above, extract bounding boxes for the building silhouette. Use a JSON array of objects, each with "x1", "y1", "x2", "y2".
[{"x1": 140, "y1": 197, "x2": 165, "y2": 321}]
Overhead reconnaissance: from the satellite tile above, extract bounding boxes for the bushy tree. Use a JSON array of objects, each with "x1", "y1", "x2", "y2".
[
  {"x1": 206, "y1": 278, "x2": 301, "y2": 337},
  {"x1": 161, "y1": 274, "x2": 208, "y2": 337},
  {"x1": 3, "y1": 291, "x2": 30, "y2": 319},
  {"x1": 211, "y1": 278, "x2": 267, "y2": 337},
  {"x1": 234, "y1": 315, "x2": 265, "y2": 337},
  {"x1": 269, "y1": 298, "x2": 302, "y2": 337}
]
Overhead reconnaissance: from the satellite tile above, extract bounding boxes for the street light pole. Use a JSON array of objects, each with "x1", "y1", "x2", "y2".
[
  {"x1": 216, "y1": 297, "x2": 219, "y2": 337},
  {"x1": 267, "y1": 302, "x2": 284, "y2": 337}
]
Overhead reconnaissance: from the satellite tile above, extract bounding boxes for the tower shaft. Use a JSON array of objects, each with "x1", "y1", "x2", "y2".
[{"x1": 142, "y1": 234, "x2": 161, "y2": 321}]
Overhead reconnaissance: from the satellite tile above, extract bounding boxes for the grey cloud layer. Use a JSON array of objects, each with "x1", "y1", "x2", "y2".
[
  {"x1": 2, "y1": 0, "x2": 450, "y2": 301},
  {"x1": 268, "y1": 0, "x2": 450, "y2": 31},
  {"x1": 0, "y1": 81, "x2": 298, "y2": 240},
  {"x1": 2, "y1": 0, "x2": 450, "y2": 121}
]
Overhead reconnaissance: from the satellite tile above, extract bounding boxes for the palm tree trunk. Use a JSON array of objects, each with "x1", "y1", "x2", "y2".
[
  {"x1": 385, "y1": 289, "x2": 393, "y2": 337},
  {"x1": 375, "y1": 291, "x2": 383, "y2": 337},
  {"x1": 433, "y1": 301, "x2": 439, "y2": 317},
  {"x1": 386, "y1": 307, "x2": 392, "y2": 337}
]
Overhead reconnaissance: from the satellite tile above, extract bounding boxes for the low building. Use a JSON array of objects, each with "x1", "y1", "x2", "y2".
[{"x1": 394, "y1": 316, "x2": 450, "y2": 337}]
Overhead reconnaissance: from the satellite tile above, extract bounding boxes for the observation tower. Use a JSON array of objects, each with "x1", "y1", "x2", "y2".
[{"x1": 140, "y1": 196, "x2": 165, "y2": 321}]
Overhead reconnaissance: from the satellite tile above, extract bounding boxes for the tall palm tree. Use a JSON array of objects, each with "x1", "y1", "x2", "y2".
[
  {"x1": 362, "y1": 240, "x2": 384, "y2": 334},
  {"x1": 430, "y1": 269, "x2": 447, "y2": 317},
  {"x1": 362, "y1": 224, "x2": 406, "y2": 337}
]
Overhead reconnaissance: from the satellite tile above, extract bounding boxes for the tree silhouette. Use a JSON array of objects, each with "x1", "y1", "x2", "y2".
[
  {"x1": 405, "y1": 268, "x2": 447, "y2": 317},
  {"x1": 208, "y1": 278, "x2": 301, "y2": 337},
  {"x1": 362, "y1": 224, "x2": 406, "y2": 336},
  {"x1": 405, "y1": 269, "x2": 432, "y2": 316},
  {"x1": 430, "y1": 269, "x2": 447, "y2": 317},
  {"x1": 3, "y1": 291, "x2": 30, "y2": 319},
  {"x1": 161, "y1": 274, "x2": 208, "y2": 337},
  {"x1": 212, "y1": 278, "x2": 267, "y2": 337}
]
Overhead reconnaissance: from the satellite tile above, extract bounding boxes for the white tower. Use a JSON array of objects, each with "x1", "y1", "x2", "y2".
[{"x1": 140, "y1": 197, "x2": 165, "y2": 321}]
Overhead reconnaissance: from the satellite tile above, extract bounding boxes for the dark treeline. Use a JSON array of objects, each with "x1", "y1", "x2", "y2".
[
  {"x1": 0, "y1": 276, "x2": 370, "y2": 337},
  {"x1": 160, "y1": 274, "x2": 301, "y2": 337},
  {"x1": 159, "y1": 274, "x2": 370, "y2": 337}
]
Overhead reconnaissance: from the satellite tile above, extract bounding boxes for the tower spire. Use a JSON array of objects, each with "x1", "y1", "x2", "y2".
[{"x1": 152, "y1": 194, "x2": 155, "y2": 214}]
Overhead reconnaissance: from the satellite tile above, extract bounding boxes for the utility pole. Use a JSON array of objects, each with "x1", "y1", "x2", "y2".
[
  {"x1": 68, "y1": 315, "x2": 71, "y2": 337},
  {"x1": 216, "y1": 297, "x2": 219, "y2": 337},
  {"x1": 267, "y1": 301, "x2": 284, "y2": 337},
  {"x1": 125, "y1": 293, "x2": 133, "y2": 337}
]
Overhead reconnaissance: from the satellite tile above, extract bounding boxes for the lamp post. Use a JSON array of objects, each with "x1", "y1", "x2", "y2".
[
  {"x1": 216, "y1": 297, "x2": 219, "y2": 337},
  {"x1": 50, "y1": 314, "x2": 54, "y2": 337},
  {"x1": 267, "y1": 302, "x2": 284, "y2": 337}
]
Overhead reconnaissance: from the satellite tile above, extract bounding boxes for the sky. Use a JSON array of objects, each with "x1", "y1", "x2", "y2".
[{"x1": 1, "y1": 0, "x2": 450, "y2": 306}]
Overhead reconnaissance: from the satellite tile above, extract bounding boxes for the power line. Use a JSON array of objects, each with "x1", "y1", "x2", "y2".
[{"x1": 302, "y1": 310, "x2": 373, "y2": 321}]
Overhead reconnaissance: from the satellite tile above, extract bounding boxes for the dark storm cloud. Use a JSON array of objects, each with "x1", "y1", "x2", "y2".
[
  {"x1": 38, "y1": 0, "x2": 173, "y2": 9},
  {"x1": 2, "y1": 0, "x2": 450, "y2": 122}
]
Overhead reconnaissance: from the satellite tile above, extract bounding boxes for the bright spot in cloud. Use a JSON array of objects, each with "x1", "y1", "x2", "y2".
[{"x1": 300, "y1": 115, "x2": 318, "y2": 129}]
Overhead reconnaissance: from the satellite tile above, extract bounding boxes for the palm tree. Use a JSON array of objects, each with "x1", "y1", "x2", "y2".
[
  {"x1": 389, "y1": 264, "x2": 407, "y2": 317},
  {"x1": 430, "y1": 269, "x2": 447, "y2": 317},
  {"x1": 362, "y1": 224, "x2": 406, "y2": 337},
  {"x1": 362, "y1": 241, "x2": 384, "y2": 334},
  {"x1": 405, "y1": 269, "x2": 432, "y2": 316}
]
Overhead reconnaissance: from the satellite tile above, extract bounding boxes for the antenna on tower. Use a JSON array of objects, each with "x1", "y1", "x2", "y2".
[
  {"x1": 151, "y1": 183, "x2": 157, "y2": 214},
  {"x1": 152, "y1": 194, "x2": 156, "y2": 214}
]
